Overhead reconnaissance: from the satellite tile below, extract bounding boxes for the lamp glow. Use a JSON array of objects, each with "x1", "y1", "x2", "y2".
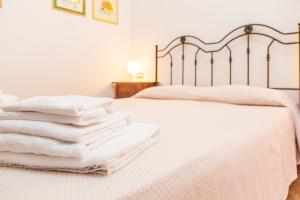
[{"x1": 127, "y1": 61, "x2": 142, "y2": 82}]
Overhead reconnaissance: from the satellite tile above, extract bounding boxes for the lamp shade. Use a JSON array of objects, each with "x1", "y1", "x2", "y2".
[{"x1": 127, "y1": 61, "x2": 142, "y2": 75}]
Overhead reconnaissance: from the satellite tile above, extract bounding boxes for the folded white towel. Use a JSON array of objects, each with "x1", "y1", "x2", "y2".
[
  {"x1": 0, "y1": 112, "x2": 131, "y2": 142},
  {"x1": 0, "y1": 133, "x2": 159, "y2": 175},
  {"x1": 2, "y1": 96, "x2": 114, "y2": 116},
  {"x1": 98, "y1": 134, "x2": 158, "y2": 175},
  {"x1": 0, "y1": 94, "x2": 18, "y2": 108},
  {"x1": 0, "y1": 126, "x2": 128, "y2": 158},
  {"x1": 0, "y1": 123, "x2": 159, "y2": 174},
  {"x1": 0, "y1": 108, "x2": 109, "y2": 126}
]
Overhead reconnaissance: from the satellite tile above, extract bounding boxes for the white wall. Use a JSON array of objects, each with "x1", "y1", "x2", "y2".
[
  {"x1": 131, "y1": 0, "x2": 300, "y2": 91},
  {"x1": 1, "y1": 0, "x2": 300, "y2": 99},
  {"x1": 0, "y1": 0, "x2": 132, "y2": 98}
]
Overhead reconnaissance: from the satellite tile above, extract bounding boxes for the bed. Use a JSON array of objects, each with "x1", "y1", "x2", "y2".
[{"x1": 1, "y1": 24, "x2": 300, "y2": 200}]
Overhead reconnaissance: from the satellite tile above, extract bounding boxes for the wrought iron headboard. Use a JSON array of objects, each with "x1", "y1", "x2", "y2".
[{"x1": 155, "y1": 23, "x2": 300, "y2": 101}]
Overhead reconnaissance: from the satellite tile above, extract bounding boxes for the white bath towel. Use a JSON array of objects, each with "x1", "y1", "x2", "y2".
[
  {"x1": 0, "y1": 108, "x2": 110, "y2": 126},
  {"x1": 2, "y1": 95, "x2": 114, "y2": 116},
  {"x1": 0, "y1": 133, "x2": 159, "y2": 175},
  {"x1": 0, "y1": 126, "x2": 128, "y2": 158},
  {"x1": 0, "y1": 123, "x2": 160, "y2": 175},
  {"x1": 0, "y1": 112, "x2": 131, "y2": 142},
  {"x1": 0, "y1": 94, "x2": 18, "y2": 108}
]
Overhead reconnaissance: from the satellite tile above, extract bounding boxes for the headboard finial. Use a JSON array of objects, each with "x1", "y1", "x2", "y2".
[
  {"x1": 244, "y1": 25, "x2": 253, "y2": 34},
  {"x1": 180, "y1": 36, "x2": 186, "y2": 44}
]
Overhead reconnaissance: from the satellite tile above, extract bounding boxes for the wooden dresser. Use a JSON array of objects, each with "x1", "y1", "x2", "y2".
[{"x1": 112, "y1": 82, "x2": 157, "y2": 99}]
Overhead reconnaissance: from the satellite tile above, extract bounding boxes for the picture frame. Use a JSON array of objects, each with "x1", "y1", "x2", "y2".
[
  {"x1": 0, "y1": 0, "x2": 2, "y2": 8},
  {"x1": 93, "y1": 0, "x2": 118, "y2": 25},
  {"x1": 53, "y1": 0, "x2": 86, "y2": 16}
]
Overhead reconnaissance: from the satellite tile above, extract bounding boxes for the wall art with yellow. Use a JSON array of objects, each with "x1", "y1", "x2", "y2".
[{"x1": 93, "y1": 0, "x2": 118, "y2": 24}]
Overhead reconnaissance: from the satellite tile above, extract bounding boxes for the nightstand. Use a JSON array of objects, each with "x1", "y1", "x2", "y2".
[{"x1": 112, "y1": 82, "x2": 157, "y2": 99}]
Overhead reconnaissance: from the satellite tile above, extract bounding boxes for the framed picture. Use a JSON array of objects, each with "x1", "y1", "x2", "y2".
[
  {"x1": 0, "y1": 0, "x2": 2, "y2": 8},
  {"x1": 53, "y1": 0, "x2": 86, "y2": 16},
  {"x1": 93, "y1": 0, "x2": 118, "y2": 25}
]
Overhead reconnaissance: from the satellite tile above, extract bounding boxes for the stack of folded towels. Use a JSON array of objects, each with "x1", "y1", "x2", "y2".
[{"x1": 0, "y1": 96, "x2": 159, "y2": 175}]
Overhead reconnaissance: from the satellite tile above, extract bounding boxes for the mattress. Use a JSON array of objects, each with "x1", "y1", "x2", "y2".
[{"x1": 0, "y1": 97, "x2": 297, "y2": 200}]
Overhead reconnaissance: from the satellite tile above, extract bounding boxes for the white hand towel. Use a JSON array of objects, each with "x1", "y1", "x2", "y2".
[
  {"x1": 2, "y1": 96, "x2": 114, "y2": 116},
  {"x1": 0, "y1": 94, "x2": 18, "y2": 108},
  {"x1": 0, "y1": 112, "x2": 131, "y2": 142},
  {"x1": 0, "y1": 123, "x2": 159, "y2": 171},
  {"x1": 0, "y1": 108, "x2": 109, "y2": 126}
]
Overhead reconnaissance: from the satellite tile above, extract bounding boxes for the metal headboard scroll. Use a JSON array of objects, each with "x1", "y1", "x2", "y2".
[{"x1": 155, "y1": 23, "x2": 300, "y2": 102}]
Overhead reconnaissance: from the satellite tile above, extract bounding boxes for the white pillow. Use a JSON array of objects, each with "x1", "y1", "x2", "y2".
[{"x1": 135, "y1": 85, "x2": 288, "y2": 107}]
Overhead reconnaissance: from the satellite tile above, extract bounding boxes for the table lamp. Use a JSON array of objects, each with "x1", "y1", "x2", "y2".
[{"x1": 127, "y1": 60, "x2": 142, "y2": 82}]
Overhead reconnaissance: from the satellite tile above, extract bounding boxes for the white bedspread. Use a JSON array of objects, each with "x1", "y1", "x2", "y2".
[{"x1": 0, "y1": 86, "x2": 297, "y2": 200}]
